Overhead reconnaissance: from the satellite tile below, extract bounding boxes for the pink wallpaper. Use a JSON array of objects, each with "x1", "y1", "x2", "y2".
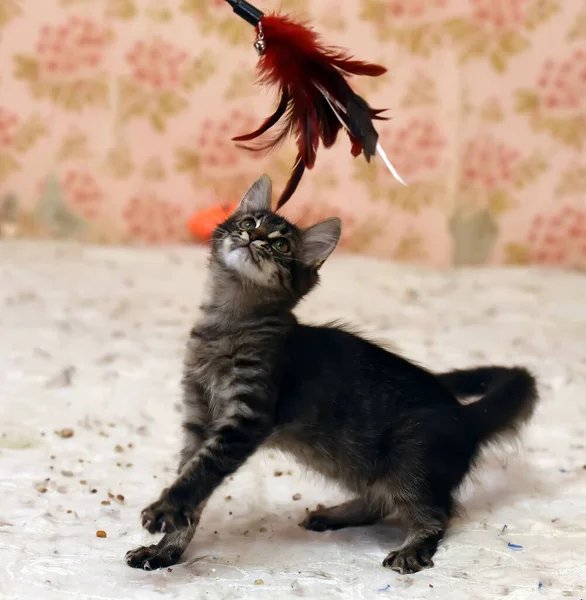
[{"x1": 0, "y1": 0, "x2": 585, "y2": 267}]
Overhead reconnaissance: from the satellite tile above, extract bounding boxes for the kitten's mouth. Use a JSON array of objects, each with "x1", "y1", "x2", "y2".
[{"x1": 229, "y1": 243, "x2": 261, "y2": 268}]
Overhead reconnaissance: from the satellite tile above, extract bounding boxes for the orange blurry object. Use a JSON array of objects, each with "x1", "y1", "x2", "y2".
[{"x1": 187, "y1": 201, "x2": 238, "y2": 242}]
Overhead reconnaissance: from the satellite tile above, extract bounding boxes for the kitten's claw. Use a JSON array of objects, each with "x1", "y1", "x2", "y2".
[
  {"x1": 141, "y1": 494, "x2": 191, "y2": 534},
  {"x1": 126, "y1": 544, "x2": 183, "y2": 570},
  {"x1": 382, "y1": 548, "x2": 434, "y2": 574}
]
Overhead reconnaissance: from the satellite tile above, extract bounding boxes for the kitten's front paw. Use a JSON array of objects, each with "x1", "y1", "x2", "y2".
[
  {"x1": 125, "y1": 544, "x2": 181, "y2": 570},
  {"x1": 141, "y1": 493, "x2": 191, "y2": 534}
]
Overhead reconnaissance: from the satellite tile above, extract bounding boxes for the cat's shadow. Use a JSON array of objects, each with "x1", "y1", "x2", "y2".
[
  {"x1": 186, "y1": 518, "x2": 406, "y2": 575},
  {"x1": 184, "y1": 455, "x2": 554, "y2": 573},
  {"x1": 458, "y1": 452, "x2": 554, "y2": 520}
]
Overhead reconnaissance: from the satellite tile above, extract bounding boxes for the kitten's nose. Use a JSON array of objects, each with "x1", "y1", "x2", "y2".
[{"x1": 249, "y1": 230, "x2": 260, "y2": 241}]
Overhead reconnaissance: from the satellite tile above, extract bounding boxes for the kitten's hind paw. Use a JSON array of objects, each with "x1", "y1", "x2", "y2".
[
  {"x1": 300, "y1": 499, "x2": 378, "y2": 532},
  {"x1": 125, "y1": 544, "x2": 181, "y2": 570},
  {"x1": 141, "y1": 496, "x2": 191, "y2": 534},
  {"x1": 300, "y1": 513, "x2": 342, "y2": 532},
  {"x1": 382, "y1": 548, "x2": 434, "y2": 574}
]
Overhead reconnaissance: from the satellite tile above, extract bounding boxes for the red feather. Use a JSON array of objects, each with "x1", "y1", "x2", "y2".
[{"x1": 232, "y1": 14, "x2": 388, "y2": 208}]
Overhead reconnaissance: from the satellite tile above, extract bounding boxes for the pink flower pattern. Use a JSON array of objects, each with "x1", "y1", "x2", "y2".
[
  {"x1": 123, "y1": 194, "x2": 186, "y2": 243},
  {"x1": 462, "y1": 135, "x2": 520, "y2": 190},
  {"x1": 537, "y1": 49, "x2": 586, "y2": 112},
  {"x1": 527, "y1": 206, "x2": 586, "y2": 267},
  {"x1": 0, "y1": 0, "x2": 583, "y2": 267},
  {"x1": 379, "y1": 118, "x2": 446, "y2": 180},
  {"x1": 126, "y1": 38, "x2": 188, "y2": 91},
  {"x1": 35, "y1": 17, "x2": 108, "y2": 78},
  {"x1": 196, "y1": 110, "x2": 263, "y2": 168},
  {"x1": 471, "y1": 0, "x2": 529, "y2": 31},
  {"x1": 387, "y1": 0, "x2": 448, "y2": 20},
  {"x1": 62, "y1": 170, "x2": 104, "y2": 220},
  {"x1": 0, "y1": 106, "x2": 19, "y2": 148}
]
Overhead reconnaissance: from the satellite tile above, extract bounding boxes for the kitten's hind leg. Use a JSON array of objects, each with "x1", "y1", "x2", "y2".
[
  {"x1": 382, "y1": 498, "x2": 450, "y2": 574},
  {"x1": 382, "y1": 529, "x2": 444, "y2": 575},
  {"x1": 301, "y1": 498, "x2": 381, "y2": 532}
]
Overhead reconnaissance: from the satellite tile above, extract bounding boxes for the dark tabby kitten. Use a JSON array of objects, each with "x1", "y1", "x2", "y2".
[{"x1": 126, "y1": 175, "x2": 538, "y2": 575}]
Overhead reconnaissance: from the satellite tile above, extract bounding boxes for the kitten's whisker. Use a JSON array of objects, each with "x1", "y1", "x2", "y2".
[
  {"x1": 213, "y1": 225, "x2": 231, "y2": 237},
  {"x1": 283, "y1": 256, "x2": 306, "y2": 264}
]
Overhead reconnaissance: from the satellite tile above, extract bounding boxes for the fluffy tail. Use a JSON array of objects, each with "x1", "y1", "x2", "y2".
[{"x1": 437, "y1": 366, "x2": 538, "y2": 443}]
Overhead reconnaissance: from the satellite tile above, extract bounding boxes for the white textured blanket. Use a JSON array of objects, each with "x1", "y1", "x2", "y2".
[{"x1": 1, "y1": 242, "x2": 585, "y2": 600}]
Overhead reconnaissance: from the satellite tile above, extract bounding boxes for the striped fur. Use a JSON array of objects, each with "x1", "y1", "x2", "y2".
[{"x1": 126, "y1": 176, "x2": 538, "y2": 575}]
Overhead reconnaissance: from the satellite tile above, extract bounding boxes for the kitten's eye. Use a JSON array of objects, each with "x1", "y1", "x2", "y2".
[
  {"x1": 240, "y1": 218, "x2": 255, "y2": 231},
  {"x1": 271, "y1": 238, "x2": 290, "y2": 253}
]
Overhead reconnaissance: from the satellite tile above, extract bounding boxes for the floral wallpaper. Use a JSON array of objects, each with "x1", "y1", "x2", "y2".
[{"x1": 0, "y1": 0, "x2": 585, "y2": 267}]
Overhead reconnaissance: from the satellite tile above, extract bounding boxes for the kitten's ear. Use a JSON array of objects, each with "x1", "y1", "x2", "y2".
[
  {"x1": 300, "y1": 218, "x2": 342, "y2": 269},
  {"x1": 234, "y1": 175, "x2": 272, "y2": 214}
]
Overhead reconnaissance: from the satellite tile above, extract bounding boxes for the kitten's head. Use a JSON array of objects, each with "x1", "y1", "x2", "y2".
[{"x1": 211, "y1": 175, "x2": 341, "y2": 305}]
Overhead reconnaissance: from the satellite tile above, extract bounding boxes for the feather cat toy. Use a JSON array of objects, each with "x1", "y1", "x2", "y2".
[
  {"x1": 226, "y1": 0, "x2": 405, "y2": 207},
  {"x1": 188, "y1": 1, "x2": 405, "y2": 241}
]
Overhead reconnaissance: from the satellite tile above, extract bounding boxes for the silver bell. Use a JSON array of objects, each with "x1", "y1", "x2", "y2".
[{"x1": 254, "y1": 38, "x2": 266, "y2": 56}]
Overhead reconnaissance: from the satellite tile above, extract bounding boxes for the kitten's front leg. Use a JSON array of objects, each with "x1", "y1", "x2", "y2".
[
  {"x1": 126, "y1": 506, "x2": 202, "y2": 569},
  {"x1": 142, "y1": 405, "x2": 273, "y2": 534},
  {"x1": 126, "y1": 391, "x2": 211, "y2": 569}
]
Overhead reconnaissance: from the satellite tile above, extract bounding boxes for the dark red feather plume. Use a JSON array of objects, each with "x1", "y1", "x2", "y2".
[{"x1": 231, "y1": 13, "x2": 389, "y2": 208}]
